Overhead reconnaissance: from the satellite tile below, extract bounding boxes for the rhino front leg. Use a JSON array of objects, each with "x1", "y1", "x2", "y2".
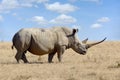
[
  {"x1": 57, "y1": 53, "x2": 62, "y2": 62},
  {"x1": 57, "y1": 46, "x2": 66, "y2": 62},
  {"x1": 48, "y1": 52, "x2": 56, "y2": 63}
]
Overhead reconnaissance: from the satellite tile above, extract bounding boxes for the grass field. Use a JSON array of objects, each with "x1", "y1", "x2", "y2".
[{"x1": 0, "y1": 41, "x2": 120, "y2": 80}]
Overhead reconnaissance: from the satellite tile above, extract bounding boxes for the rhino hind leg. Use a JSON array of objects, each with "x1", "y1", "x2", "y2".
[
  {"x1": 15, "y1": 51, "x2": 28, "y2": 63},
  {"x1": 15, "y1": 51, "x2": 23, "y2": 63},
  {"x1": 21, "y1": 52, "x2": 29, "y2": 63}
]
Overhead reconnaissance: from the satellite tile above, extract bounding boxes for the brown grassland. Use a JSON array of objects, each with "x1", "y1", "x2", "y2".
[{"x1": 0, "y1": 41, "x2": 120, "y2": 80}]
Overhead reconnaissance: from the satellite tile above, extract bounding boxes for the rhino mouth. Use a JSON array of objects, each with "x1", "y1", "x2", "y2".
[
  {"x1": 82, "y1": 53, "x2": 86, "y2": 55},
  {"x1": 80, "y1": 50, "x2": 87, "y2": 55}
]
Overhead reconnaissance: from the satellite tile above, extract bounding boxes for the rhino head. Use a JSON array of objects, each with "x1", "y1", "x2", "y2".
[{"x1": 67, "y1": 28, "x2": 106, "y2": 55}]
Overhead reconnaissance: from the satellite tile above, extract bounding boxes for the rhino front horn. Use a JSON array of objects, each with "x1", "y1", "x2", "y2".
[{"x1": 86, "y1": 37, "x2": 107, "y2": 49}]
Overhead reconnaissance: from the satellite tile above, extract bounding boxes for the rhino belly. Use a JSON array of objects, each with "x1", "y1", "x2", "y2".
[
  {"x1": 27, "y1": 29, "x2": 56, "y2": 55},
  {"x1": 28, "y1": 43, "x2": 54, "y2": 55}
]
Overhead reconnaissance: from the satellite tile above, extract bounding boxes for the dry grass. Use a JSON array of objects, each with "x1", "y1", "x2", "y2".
[{"x1": 0, "y1": 41, "x2": 120, "y2": 80}]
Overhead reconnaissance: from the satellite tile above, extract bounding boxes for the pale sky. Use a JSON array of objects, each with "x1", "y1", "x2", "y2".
[{"x1": 0, "y1": 0, "x2": 119, "y2": 41}]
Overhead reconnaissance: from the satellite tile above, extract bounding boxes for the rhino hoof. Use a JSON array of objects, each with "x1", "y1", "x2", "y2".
[{"x1": 48, "y1": 61, "x2": 54, "y2": 63}]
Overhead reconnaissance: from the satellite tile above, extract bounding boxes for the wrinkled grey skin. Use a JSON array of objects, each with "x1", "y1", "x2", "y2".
[{"x1": 12, "y1": 27, "x2": 106, "y2": 63}]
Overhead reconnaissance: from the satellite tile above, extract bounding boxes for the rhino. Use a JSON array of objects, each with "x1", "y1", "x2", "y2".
[{"x1": 12, "y1": 27, "x2": 106, "y2": 63}]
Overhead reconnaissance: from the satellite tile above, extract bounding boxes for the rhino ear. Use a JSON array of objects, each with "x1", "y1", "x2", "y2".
[
  {"x1": 67, "y1": 28, "x2": 78, "y2": 37},
  {"x1": 72, "y1": 28, "x2": 78, "y2": 35}
]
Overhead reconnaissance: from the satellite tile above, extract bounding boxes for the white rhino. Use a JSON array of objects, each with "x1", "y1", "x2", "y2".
[{"x1": 12, "y1": 27, "x2": 106, "y2": 63}]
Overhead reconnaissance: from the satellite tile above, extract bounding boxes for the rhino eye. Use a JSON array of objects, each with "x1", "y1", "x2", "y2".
[{"x1": 76, "y1": 43, "x2": 80, "y2": 46}]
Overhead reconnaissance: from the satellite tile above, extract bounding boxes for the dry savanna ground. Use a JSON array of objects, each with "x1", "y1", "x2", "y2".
[{"x1": 0, "y1": 41, "x2": 120, "y2": 80}]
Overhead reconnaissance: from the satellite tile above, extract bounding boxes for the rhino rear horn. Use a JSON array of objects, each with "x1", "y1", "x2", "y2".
[
  {"x1": 86, "y1": 37, "x2": 107, "y2": 49},
  {"x1": 67, "y1": 29, "x2": 78, "y2": 37},
  {"x1": 82, "y1": 38, "x2": 88, "y2": 44}
]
